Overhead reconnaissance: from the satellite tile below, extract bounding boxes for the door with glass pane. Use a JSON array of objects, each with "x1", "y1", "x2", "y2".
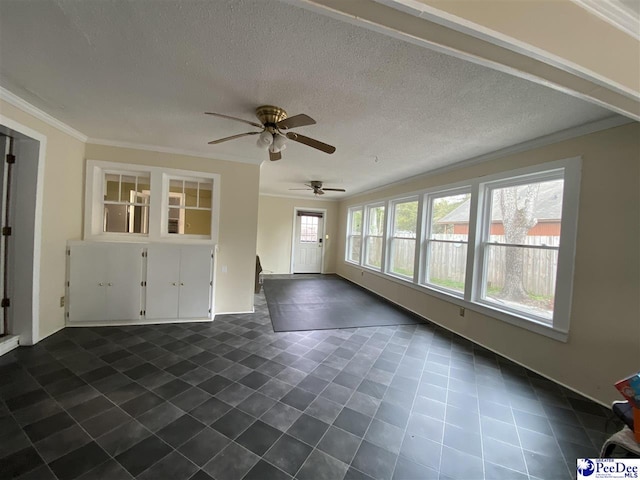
[{"x1": 293, "y1": 212, "x2": 324, "y2": 273}]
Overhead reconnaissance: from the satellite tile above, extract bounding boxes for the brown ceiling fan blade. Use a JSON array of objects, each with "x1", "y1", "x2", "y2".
[
  {"x1": 316, "y1": 189, "x2": 325, "y2": 195},
  {"x1": 208, "y1": 131, "x2": 260, "y2": 144},
  {"x1": 205, "y1": 112, "x2": 263, "y2": 129},
  {"x1": 322, "y1": 188, "x2": 346, "y2": 192},
  {"x1": 286, "y1": 132, "x2": 336, "y2": 154},
  {"x1": 269, "y1": 150, "x2": 282, "y2": 161},
  {"x1": 288, "y1": 188, "x2": 313, "y2": 191},
  {"x1": 276, "y1": 114, "x2": 316, "y2": 130}
]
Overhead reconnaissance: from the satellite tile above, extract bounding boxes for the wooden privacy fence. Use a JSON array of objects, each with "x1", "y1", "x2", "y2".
[{"x1": 389, "y1": 235, "x2": 559, "y2": 297}]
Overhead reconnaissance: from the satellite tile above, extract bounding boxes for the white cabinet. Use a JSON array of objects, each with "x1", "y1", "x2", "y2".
[
  {"x1": 145, "y1": 245, "x2": 213, "y2": 320},
  {"x1": 67, "y1": 242, "x2": 214, "y2": 325},
  {"x1": 67, "y1": 243, "x2": 144, "y2": 323}
]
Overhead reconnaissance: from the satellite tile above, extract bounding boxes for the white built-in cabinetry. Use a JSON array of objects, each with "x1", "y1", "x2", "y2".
[{"x1": 66, "y1": 242, "x2": 214, "y2": 325}]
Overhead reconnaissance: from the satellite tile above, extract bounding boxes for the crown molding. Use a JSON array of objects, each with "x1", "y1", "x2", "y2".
[
  {"x1": 572, "y1": 0, "x2": 640, "y2": 41},
  {"x1": 0, "y1": 86, "x2": 88, "y2": 142},
  {"x1": 87, "y1": 138, "x2": 263, "y2": 165}
]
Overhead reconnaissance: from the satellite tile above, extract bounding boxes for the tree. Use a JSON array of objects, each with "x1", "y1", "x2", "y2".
[{"x1": 498, "y1": 184, "x2": 540, "y2": 301}]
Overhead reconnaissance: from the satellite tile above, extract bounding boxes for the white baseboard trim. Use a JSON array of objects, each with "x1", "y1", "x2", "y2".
[
  {"x1": 0, "y1": 335, "x2": 20, "y2": 356},
  {"x1": 66, "y1": 317, "x2": 214, "y2": 328},
  {"x1": 214, "y1": 309, "x2": 255, "y2": 315}
]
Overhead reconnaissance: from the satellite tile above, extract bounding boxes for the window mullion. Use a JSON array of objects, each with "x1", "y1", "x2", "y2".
[
  {"x1": 465, "y1": 182, "x2": 482, "y2": 303},
  {"x1": 413, "y1": 195, "x2": 425, "y2": 284}
]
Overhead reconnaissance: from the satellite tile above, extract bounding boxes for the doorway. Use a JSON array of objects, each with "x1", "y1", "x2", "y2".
[
  {"x1": 292, "y1": 209, "x2": 325, "y2": 274},
  {"x1": 0, "y1": 116, "x2": 45, "y2": 347}
]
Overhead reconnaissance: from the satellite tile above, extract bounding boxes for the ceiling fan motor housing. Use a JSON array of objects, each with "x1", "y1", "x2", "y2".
[{"x1": 255, "y1": 105, "x2": 288, "y2": 127}]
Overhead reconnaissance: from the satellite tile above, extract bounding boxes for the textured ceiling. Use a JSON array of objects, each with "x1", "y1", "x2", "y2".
[{"x1": 0, "y1": 0, "x2": 618, "y2": 198}]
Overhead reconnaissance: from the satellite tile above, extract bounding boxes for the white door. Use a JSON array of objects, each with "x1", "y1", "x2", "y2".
[
  {"x1": 178, "y1": 246, "x2": 212, "y2": 318},
  {"x1": 68, "y1": 244, "x2": 107, "y2": 322},
  {"x1": 105, "y1": 245, "x2": 144, "y2": 321},
  {"x1": 145, "y1": 244, "x2": 181, "y2": 319},
  {"x1": 293, "y1": 213, "x2": 324, "y2": 273}
]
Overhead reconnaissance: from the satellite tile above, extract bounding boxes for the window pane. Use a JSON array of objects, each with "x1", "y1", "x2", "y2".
[
  {"x1": 169, "y1": 179, "x2": 184, "y2": 194},
  {"x1": 130, "y1": 205, "x2": 149, "y2": 234},
  {"x1": 430, "y1": 193, "x2": 470, "y2": 240},
  {"x1": 350, "y1": 209, "x2": 362, "y2": 234},
  {"x1": 489, "y1": 179, "x2": 563, "y2": 242},
  {"x1": 184, "y1": 209, "x2": 211, "y2": 235},
  {"x1": 367, "y1": 206, "x2": 385, "y2": 235},
  {"x1": 393, "y1": 201, "x2": 417, "y2": 235},
  {"x1": 103, "y1": 204, "x2": 127, "y2": 232},
  {"x1": 168, "y1": 207, "x2": 181, "y2": 234},
  {"x1": 185, "y1": 181, "x2": 198, "y2": 207},
  {"x1": 427, "y1": 241, "x2": 467, "y2": 293},
  {"x1": 365, "y1": 237, "x2": 383, "y2": 267},
  {"x1": 390, "y1": 238, "x2": 415, "y2": 277},
  {"x1": 104, "y1": 174, "x2": 120, "y2": 202},
  {"x1": 136, "y1": 176, "x2": 150, "y2": 198},
  {"x1": 482, "y1": 244, "x2": 556, "y2": 321},
  {"x1": 300, "y1": 216, "x2": 319, "y2": 243},
  {"x1": 120, "y1": 175, "x2": 136, "y2": 203},
  {"x1": 199, "y1": 181, "x2": 213, "y2": 208},
  {"x1": 348, "y1": 236, "x2": 361, "y2": 263}
]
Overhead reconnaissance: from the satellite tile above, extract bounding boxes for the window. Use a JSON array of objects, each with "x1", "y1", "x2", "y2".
[
  {"x1": 364, "y1": 204, "x2": 385, "y2": 269},
  {"x1": 102, "y1": 172, "x2": 150, "y2": 234},
  {"x1": 477, "y1": 175, "x2": 564, "y2": 323},
  {"x1": 300, "y1": 215, "x2": 319, "y2": 243},
  {"x1": 85, "y1": 160, "x2": 220, "y2": 243},
  {"x1": 342, "y1": 157, "x2": 580, "y2": 340},
  {"x1": 346, "y1": 207, "x2": 363, "y2": 263},
  {"x1": 388, "y1": 199, "x2": 418, "y2": 279},
  {"x1": 424, "y1": 190, "x2": 470, "y2": 294},
  {"x1": 167, "y1": 177, "x2": 213, "y2": 236}
]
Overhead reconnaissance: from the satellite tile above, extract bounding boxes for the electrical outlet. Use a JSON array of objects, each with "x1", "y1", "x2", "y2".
[
  {"x1": 60, "y1": 296, "x2": 65, "y2": 307},
  {"x1": 459, "y1": 307, "x2": 465, "y2": 317},
  {"x1": 361, "y1": 271, "x2": 364, "y2": 276}
]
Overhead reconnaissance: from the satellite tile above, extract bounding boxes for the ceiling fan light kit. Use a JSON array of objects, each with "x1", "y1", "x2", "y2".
[{"x1": 206, "y1": 105, "x2": 335, "y2": 161}]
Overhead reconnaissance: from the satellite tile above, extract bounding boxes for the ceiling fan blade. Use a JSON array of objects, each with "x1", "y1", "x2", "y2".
[
  {"x1": 276, "y1": 114, "x2": 316, "y2": 130},
  {"x1": 269, "y1": 150, "x2": 282, "y2": 161},
  {"x1": 288, "y1": 188, "x2": 313, "y2": 191},
  {"x1": 322, "y1": 188, "x2": 346, "y2": 192},
  {"x1": 286, "y1": 132, "x2": 336, "y2": 154},
  {"x1": 205, "y1": 112, "x2": 263, "y2": 129},
  {"x1": 316, "y1": 189, "x2": 325, "y2": 195},
  {"x1": 208, "y1": 131, "x2": 260, "y2": 145}
]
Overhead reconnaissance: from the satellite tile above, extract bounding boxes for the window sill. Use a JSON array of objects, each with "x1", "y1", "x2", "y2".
[{"x1": 342, "y1": 261, "x2": 569, "y2": 343}]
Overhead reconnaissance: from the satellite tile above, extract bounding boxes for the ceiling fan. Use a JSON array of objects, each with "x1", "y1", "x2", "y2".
[
  {"x1": 289, "y1": 180, "x2": 346, "y2": 196},
  {"x1": 205, "y1": 105, "x2": 336, "y2": 161}
]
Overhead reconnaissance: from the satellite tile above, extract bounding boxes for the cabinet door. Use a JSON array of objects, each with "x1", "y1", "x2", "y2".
[
  {"x1": 145, "y1": 244, "x2": 181, "y2": 319},
  {"x1": 105, "y1": 245, "x2": 144, "y2": 321},
  {"x1": 68, "y1": 244, "x2": 106, "y2": 322},
  {"x1": 178, "y1": 246, "x2": 212, "y2": 319}
]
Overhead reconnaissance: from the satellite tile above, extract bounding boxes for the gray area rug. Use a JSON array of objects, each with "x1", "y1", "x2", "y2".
[{"x1": 263, "y1": 275, "x2": 424, "y2": 332}]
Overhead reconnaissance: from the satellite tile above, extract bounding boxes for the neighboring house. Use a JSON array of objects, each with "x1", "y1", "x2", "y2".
[{"x1": 438, "y1": 181, "x2": 563, "y2": 236}]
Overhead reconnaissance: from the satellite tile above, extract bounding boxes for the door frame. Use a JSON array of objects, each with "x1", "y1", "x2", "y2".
[
  {"x1": 290, "y1": 207, "x2": 327, "y2": 274},
  {"x1": 0, "y1": 114, "x2": 46, "y2": 345}
]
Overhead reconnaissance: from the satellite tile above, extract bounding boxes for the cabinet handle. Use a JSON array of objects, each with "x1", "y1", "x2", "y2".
[
  {"x1": 107, "y1": 283, "x2": 113, "y2": 286},
  {"x1": 180, "y1": 282, "x2": 184, "y2": 286},
  {"x1": 98, "y1": 283, "x2": 104, "y2": 286},
  {"x1": 172, "y1": 282, "x2": 177, "y2": 286}
]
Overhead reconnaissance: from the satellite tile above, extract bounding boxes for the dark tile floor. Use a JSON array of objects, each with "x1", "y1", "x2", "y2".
[{"x1": 0, "y1": 291, "x2": 621, "y2": 480}]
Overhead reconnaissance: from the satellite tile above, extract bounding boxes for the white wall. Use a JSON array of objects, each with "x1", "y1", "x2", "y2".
[
  {"x1": 336, "y1": 122, "x2": 640, "y2": 405},
  {"x1": 257, "y1": 195, "x2": 339, "y2": 274}
]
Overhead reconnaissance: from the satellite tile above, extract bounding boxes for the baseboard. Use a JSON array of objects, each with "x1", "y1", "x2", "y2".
[
  {"x1": 0, "y1": 335, "x2": 19, "y2": 356},
  {"x1": 335, "y1": 274, "x2": 610, "y2": 408},
  {"x1": 35, "y1": 325, "x2": 66, "y2": 344},
  {"x1": 66, "y1": 317, "x2": 214, "y2": 328},
  {"x1": 215, "y1": 309, "x2": 255, "y2": 315}
]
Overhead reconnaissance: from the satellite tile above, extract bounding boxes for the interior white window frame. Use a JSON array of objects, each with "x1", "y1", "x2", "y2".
[
  {"x1": 363, "y1": 202, "x2": 386, "y2": 271},
  {"x1": 386, "y1": 196, "x2": 419, "y2": 281},
  {"x1": 345, "y1": 205, "x2": 364, "y2": 264},
  {"x1": 421, "y1": 186, "x2": 472, "y2": 297},
  {"x1": 162, "y1": 173, "x2": 215, "y2": 239},
  {"x1": 85, "y1": 160, "x2": 220, "y2": 244},
  {"x1": 343, "y1": 157, "x2": 581, "y2": 341}
]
